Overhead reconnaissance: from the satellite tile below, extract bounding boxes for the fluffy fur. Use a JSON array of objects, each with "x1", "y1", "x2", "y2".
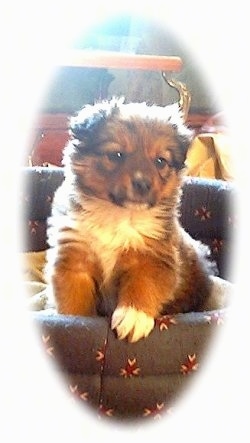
[{"x1": 46, "y1": 98, "x2": 216, "y2": 342}]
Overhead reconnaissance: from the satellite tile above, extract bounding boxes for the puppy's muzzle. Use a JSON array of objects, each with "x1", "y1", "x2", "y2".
[
  {"x1": 132, "y1": 175, "x2": 152, "y2": 196},
  {"x1": 110, "y1": 172, "x2": 156, "y2": 208}
]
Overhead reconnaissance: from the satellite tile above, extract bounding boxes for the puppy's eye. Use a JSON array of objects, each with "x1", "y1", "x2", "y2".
[
  {"x1": 154, "y1": 157, "x2": 168, "y2": 169},
  {"x1": 106, "y1": 151, "x2": 125, "y2": 163}
]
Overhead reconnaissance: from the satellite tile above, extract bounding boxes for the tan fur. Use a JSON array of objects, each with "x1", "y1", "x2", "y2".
[{"x1": 46, "y1": 99, "x2": 215, "y2": 342}]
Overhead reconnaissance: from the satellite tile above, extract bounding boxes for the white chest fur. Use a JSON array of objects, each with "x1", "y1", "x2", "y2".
[{"x1": 71, "y1": 198, "x2": 166, "y2": 283}]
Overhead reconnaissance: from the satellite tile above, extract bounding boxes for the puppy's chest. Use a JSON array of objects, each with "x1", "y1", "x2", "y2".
[
  {"x1": 72, "y1": 205, "x2": 165, "y2": 282},
  {"x1": 74, "y1": 215, "x2": 145, "y2": 282}
]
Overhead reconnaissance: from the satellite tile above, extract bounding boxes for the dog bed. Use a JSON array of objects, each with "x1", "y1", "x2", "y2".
[{"x1": 21, "y1": 166, "x2": 235, "y2": 420}]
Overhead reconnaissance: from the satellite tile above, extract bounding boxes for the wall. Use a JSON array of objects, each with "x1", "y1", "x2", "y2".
[{"x1": 39, "y1": 15, "x2": 220, "y2": 114}]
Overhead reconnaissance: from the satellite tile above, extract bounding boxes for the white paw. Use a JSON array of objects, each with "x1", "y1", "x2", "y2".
[{"x1": 111, "y1": 306, "x2": 155, "y2": 343}]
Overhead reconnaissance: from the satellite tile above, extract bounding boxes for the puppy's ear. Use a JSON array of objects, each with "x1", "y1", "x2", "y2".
[
  {"x1": 69, "y1": 98, "x2": 121, "y2": 142},
  {"x1": 167, "y1": 108, "x2": 194, "y2": 170},
  {"x1": 70, "y1": 106, "x2": 108, "y2": 141},
  {"x1": 173, "y1": 125, "x2": 194, "y2": 171}
]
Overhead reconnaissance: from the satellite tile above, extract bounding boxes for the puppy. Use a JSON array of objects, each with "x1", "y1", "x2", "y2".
[{"x1": 46, "y1": 98, "x2": 216, "y2": 342}]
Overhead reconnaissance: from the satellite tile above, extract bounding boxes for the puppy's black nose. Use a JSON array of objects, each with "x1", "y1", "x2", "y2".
[{"x1": 132, "y1": 175, "x2": 152, "y2": 196}]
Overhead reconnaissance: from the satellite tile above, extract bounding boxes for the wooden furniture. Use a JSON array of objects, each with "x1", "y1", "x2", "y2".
[
  {"x1": 28, "y1": 112, "x2": 211, "y2": 167},
  {"x1": 27, "y1": 50, "x2": 208, "y2": 166},
  {"x1": 55, "y1": 50, "x2": 183, "y2": 71}
]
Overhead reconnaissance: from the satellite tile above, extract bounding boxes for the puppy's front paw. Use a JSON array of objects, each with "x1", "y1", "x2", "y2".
[{"x1": 111, "y1": 306, "x2": 155, "y2": 343}]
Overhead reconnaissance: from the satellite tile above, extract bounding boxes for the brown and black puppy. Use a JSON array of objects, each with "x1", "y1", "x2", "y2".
[{"x1": 46, "y1": 98, "x2": 215, "y2": 342}]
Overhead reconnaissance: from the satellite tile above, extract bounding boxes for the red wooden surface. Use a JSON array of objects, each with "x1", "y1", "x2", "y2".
[{"x1": 55, "y1": 50, "x2": 183, "y2": 72}]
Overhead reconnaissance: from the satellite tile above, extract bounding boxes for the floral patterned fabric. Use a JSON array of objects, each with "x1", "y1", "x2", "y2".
[
  {"x1": 21, "y1": 166, "x2": 234, "y2": 421},
  {"x1": 34, "y1": 309, "x2": 226, "y2": 421}
]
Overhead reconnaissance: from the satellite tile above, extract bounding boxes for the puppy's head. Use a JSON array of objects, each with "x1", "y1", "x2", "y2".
[{"x1": 64, "y1": 98, "x2": 194, "y2": 209}]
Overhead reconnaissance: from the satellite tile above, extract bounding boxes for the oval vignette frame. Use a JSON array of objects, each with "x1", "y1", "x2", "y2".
[{"x1": 2, "y1": 1, "x2": 246, "y2": 441}]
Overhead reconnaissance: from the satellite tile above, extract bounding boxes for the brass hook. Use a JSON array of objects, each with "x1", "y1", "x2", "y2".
[{"x1": 162, "y1": 71, "x2": 191, "y2": 122}]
